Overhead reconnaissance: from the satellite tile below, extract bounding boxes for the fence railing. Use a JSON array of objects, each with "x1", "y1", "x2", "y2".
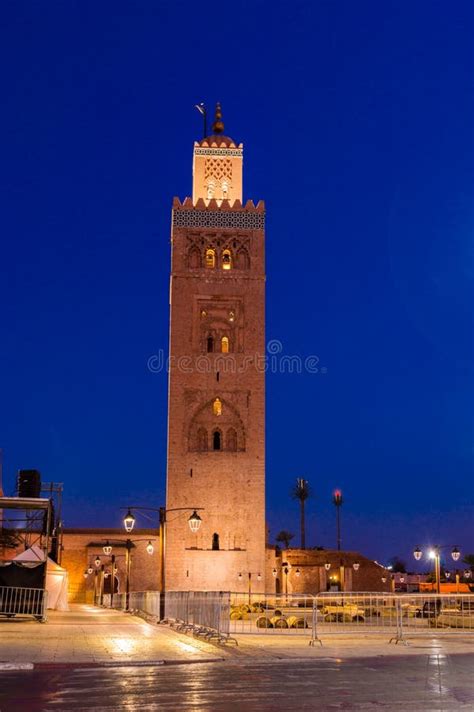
[
  {"x1": 100, "y1": 590, "x2": 474, "y2": 645},
  {"x1": 101, "y1": 591, "x2": 161, "y2": 618},
  {"x1": 230, "y1": 592, "x2": 315, "y2": 635},
  {"x1": 165, "y1": 591, "x2": 234, "y2": 643},
  {"x1": 0, "y1": 586, "x2": 47, "y2": 622},
  {"x1": 228, "y1": 592, "x2": 474, "y2": 644}
]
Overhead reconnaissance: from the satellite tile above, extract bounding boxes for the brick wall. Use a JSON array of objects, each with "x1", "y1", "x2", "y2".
[{"x1": 61, "y1": 528, "x2": 160, "y2": 603}]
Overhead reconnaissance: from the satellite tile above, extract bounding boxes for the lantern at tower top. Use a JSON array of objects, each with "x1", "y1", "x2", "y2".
[{"x1": 192, "y1": 102, "x2": 243, "y2": 206}]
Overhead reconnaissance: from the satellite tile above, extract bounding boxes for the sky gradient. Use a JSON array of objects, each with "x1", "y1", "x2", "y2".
[{"x1": 1, "y1": 1, "x2": 473, "y2": 569}]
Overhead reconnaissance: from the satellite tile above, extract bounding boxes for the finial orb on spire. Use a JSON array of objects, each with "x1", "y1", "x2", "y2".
[{"x1": 212, "y1": 102, "x2": 224, "y2": 134}]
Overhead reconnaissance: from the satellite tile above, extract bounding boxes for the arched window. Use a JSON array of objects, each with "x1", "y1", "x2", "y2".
[
  {"x1": 227, "y1": 428, "x2": 237, "y2": 452},
  {"x1": 197, "y1": 428, "x2": 207, "y2": 451},
  {"x1": 205, "y1": 249, "x2": 216, "y2": 268},
  {"x1": 212, "y1": 533, "x2": 220, "y2": 550},
  {"x1": 213, "y1": 398, "x2": 222, "y2": 416},
  {"x1": 221, "y1": 336, "x2": 229, "y2": 354},
  {"x1": 213, "y1": 430, "x2": 221, "y2": 450},
  {"x1": 222, "y1": 249, "x2": 232, "y2": 270},
  {"x1": 207, "y1": 336, "x2": 214, "y2": 353}
]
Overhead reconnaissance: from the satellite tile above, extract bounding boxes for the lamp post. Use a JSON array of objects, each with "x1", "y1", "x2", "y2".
[
  {"x1": 413, "y1": 545, "x2": 460, "y2": 594},
  {"x1": 333, "y1": 490, "x2": 343, "y2": 551},
  {"x1": 98, "y1": 538, "x2": 156, "y2": 610},
  {"x1": 122, "y1": 505, "x2": 203, "y2": 620},
  {"x1": 237, "y1": 571, "x2": 262, "y2": 603}
]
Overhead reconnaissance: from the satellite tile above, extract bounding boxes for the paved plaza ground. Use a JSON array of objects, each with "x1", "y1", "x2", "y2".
[{"x1": 0, "y1": 605, "x2": 473, "y2": 710}]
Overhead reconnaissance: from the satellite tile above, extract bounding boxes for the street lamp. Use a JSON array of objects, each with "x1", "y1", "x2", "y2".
[
  {"x1": 94, "y1": 556, "x2": 101, "y2": 568},
  {"x1": 99, "y1": 537, "x2": 155, "y2": 611},
  {"x1": 188, "y1": 510, "x2": 202, "y2": 533},
  {"x1": 238, "y1": 571, "x2": 262, "y2": 602},
  {"x1": 353, "y1": 562, "x2": 360, "y2": 571},
  {"x1": 465, "y1": 570, "x2": 472, "y2": 580},
  {"x1": 87, "y1": 566, "x2": 93, "y2": 575},
  {"x1": 324, "y1": 562, "x2": 331, "y2": 571},
  {"x1": 272, "y1": 568, "x2": 277, "y2": 578},
  {"x1": 412, "y1": 545, "x2": 461, "y2": 594},
  {"x1": 123, "y1": 509, "x2": 136, "y2": 533},
  {"x1": 122, "y1": 505, "x2": 204, "y2": 621}
]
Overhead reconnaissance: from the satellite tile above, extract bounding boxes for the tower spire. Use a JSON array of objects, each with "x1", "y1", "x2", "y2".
[{"x1": 211, "y1": 102, "x2": 224, "y2": 134}]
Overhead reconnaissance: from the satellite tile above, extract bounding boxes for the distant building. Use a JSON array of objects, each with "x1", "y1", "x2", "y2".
[{"x1": 266, "y1": 548, "x2": 392, "y2": 594}]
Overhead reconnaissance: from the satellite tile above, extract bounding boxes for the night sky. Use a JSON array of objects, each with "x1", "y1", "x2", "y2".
[{"x1": 1, "y1": 1, "x2": 473, "y2": 569}]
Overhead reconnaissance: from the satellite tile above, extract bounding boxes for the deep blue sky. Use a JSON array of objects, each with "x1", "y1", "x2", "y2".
[{"x1": 1, "y1": 1, "x2": 473, "y2": 569}]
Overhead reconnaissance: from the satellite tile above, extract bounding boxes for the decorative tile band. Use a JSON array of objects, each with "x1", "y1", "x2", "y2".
[
  {"x1": 173, "y1": 210, "x2": 265, "y2": 230},
  {"x1": 194, "y1": 148, "x2": 243, "y2": 157}
]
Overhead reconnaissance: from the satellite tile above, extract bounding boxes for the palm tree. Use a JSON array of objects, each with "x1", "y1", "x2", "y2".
[
  {"x1": 276, "y1": 530, "x2": 295, "y2": 550},
  {"x1": 292, "y1": 478, "x2": 311, "y2": 549}
]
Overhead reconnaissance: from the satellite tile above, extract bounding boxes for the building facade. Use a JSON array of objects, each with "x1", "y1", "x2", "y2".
[{"x1": 165, "y1": 104, "x2": 266, "y2": 592}]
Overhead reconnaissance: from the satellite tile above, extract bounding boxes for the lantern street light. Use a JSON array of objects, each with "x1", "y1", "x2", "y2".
[
  {"x1": 465, "y1": 570, "x2": 472, "y2": 580},
  {"x1": 98, "y1": 538, "x2": 155, "y2": 611},
  {"x1": 94, "y1": 556, "x2": 101, "y2": 568},
  {"x1": 412, "y1": 545, "x2": 461, "y2": 594},
  {"x1": 272, "y1": 568, "x2": 277, "y2": 578},
  {"x1": 87, "y1": 566, "x2": 93, "y2": 575},
  {"x1": 324, "y1": 562, "x2": 331, "y2": 571},
  {"x1": 353, "y1": 562, "x2": 360, "y2": 571},
  {"x1": 122, "y1": 505, "x2": 204, "y2": 621},
  {"x1": 123, "y1": 510, "x2": 136, "y2": 533},
  {"x1": 238, "y1": 571, "x2": 262, "y2": 603}
]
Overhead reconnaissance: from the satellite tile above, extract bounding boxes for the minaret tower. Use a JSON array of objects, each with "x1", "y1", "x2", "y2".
[{"x1": 165, "y1": 104, "x2": 266, "y2": 592}]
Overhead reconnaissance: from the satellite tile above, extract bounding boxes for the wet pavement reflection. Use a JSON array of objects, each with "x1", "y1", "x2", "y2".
[{"x1": 0, "y1": 654, "x2": 473, "y2": 711}]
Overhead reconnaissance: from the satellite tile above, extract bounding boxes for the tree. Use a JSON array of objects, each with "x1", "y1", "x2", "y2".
[
  {"x1": 463, "y1": 554, "x2": 474, "y2": 569},
  {"x1": 291, "y1": 478, "x2": 311, "y2": 549},
  {"x1": 276, "y1": 530, "x2": 295, "y2": 550},
  {"x1": 389, "y1": 556, "x2": 407, "y2": 573}
]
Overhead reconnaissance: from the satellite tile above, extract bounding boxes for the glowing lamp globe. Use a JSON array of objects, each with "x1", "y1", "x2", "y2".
[
  {"x1": 451, "y1": 547, "x2": 460, "y2": 562},
  {"x1": 188, "y1": 510, "x2": 202, "y2": 533},
  {"x1": 123, "y1": 509, "x2": 136, "y2": 533},
  {"x1": 353, "y1": 562, "x2": 360, "y2": 571},
  {"x1": 103, "y1": 541, "x2": 112, "y2": 556},
  {"x1": 324, "y1": 562, "x2": 331, "y2": 571},
  {"x1": 413, "y1": 547, "x2": 422, "y2": 561},
  {"x1": 146, "y1": 541, "x2": 154, "y2": 555}
]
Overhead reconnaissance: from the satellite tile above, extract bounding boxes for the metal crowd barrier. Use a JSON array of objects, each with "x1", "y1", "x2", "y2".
[
  {"x1": 228, "y1": 591, "x2": 474, "y2": 645},
  {"x1": 313, "y1": 592, "x2": 474, "y2": 643},
  {"x1": 229, "y1": 592, "x2": 315, "y2": 636},
  {"x1": 165, "y1": 591, "x2": 235, "y2": 644},
  {"x1": 101, "y1": 591, "x2": 161, "y2": 618},
  {"x1": 0, "y1": 586, "x2": 48, "y2": 622}
]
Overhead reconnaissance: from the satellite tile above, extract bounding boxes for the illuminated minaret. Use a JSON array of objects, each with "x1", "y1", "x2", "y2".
[{"x1": 165, "y1": 104, "x2": 266, "y2": 592}]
